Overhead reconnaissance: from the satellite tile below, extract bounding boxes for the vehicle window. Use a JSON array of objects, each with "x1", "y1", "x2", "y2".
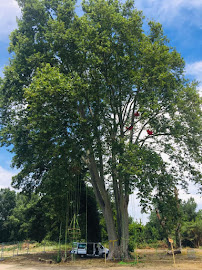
[
  {"x1": 78, "y1": 243, "x2": 86, "y2": 249},
  {"x1": 99, "y1": 245, "x2": 103, "y2": 249}
]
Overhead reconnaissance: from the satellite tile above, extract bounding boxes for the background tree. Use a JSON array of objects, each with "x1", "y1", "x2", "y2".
[
  {"x1": 0, "y1": 185, "x2": 101, "y2": 242},
  {"x1": 152, "y1": 187, "x2": 183, "y2": 249},
  {"x1": 182, "y1": 197, "x2": 197, "y2": 222},
  {"x1": 144, "y1": 211, "x2": 162, "y2": 244},
  {"x1": 0, "y1": 0, "x2": 201, "y2": 258},
  {"x1": 145, "y1": 197, "x2": 202, "y2": 249},
  {"x1": 128, "y1": 218, "x2": 145, "y2": 251},
  {"x1": 181, "y1": 198, "x2": 202, "y2": 248},
  {"x1": 0, "y1": 188, "x2": 16, "y2": 242},
  {"x1": 7, "y1": 193, "x2": 47, "y2": 241}
]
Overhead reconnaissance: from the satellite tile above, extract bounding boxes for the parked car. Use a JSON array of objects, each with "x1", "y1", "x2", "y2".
[{"x1": 71, "y1": 242, "x2": 109, "y2": 258}]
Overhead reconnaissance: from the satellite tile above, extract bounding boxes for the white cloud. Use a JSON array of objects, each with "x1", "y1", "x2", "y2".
[
  {"x1": 129, "y1": 182, "x2": 202, "y2": 224},
  {"x1": 186, "y1": 61, "x2": 202, "y2": 83},
  {"x1": 180, "y1": 193, "x2": 202, "y2": 210},
  {"x1": 0, "y1": 66, "x2": 4, "y2": 77},
  {"x1": 0, "y1": 166, "x2": 16, "y2": 189},
  {"x1": 135, "y1": 0, "x2": 202, "y2": 27},
  {"x1": 179, "y1": 184, "x2": 202, "y2": 211},
  {"x1": 186, "y1": 61, "x2": 202, "y2": 93},
  {"x1": 128, "y1": 192, "x2": 149, "y2": 224},
  {"x1": 0, "y1": 0, "x2": 21, "y2": 41}
]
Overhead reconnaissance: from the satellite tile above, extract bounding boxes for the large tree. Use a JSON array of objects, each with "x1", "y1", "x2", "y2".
[{"x1": 0, "y1": 0, "x2": 201, "y2": 258}]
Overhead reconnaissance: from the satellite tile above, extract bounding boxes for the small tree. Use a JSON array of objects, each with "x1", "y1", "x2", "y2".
[
  {"x1": 129, "y1": 219, "x2": 145, "y2": 250},
  {"x1": 181, "y1": 200, "x2": 202, "y2": 248},
  {"x1": 182, "y1": 197, "x2": 197, "y2": 222},
  {"x1": 152, "y1": 187, "x2": 183, "y2": 248}
]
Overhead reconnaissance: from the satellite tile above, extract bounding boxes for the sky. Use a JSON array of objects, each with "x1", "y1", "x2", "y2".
[{"x1": 0, "y1": 0, "x2": 201, "y2": 223}]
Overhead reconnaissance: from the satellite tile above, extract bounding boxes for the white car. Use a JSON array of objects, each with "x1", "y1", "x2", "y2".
[{"x1": 71, "y1": 242, "x2": 109, "y2": 258}]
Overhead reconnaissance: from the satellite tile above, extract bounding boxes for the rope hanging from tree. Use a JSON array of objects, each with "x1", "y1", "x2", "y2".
[
  {"x1": 67, "y1": 172, "x2": 82, "y2": 243},
  {"x1": 68, "y1": 213, "x2": 81, "y2": 242}
]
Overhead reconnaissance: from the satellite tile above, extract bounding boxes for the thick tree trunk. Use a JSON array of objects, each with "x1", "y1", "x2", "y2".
[
  {"x1": 88, "y1": 156, "x2": 132, "y2": 259},
  {"x1": 80, "y1": 105, "x2": 131, "y2": 259},
  {"x1": 119, "y1": 196, "x2": 129, "y2": 259},
  {"x1": 110, "y1": 139, "x2": 130, "y2": 259},
  {"x1": 84, "y1": 143, "x2": 131, "y2": 259},
  {"x1": 85, "y1": 151, "x2": 120, "y2": 259},
  {"x1": 103, "y1": 202, "x2": 120, "y2": 259},
  {"x1": 104, "y1": 195, "x2": 130, "y2": 260},
  {"x1": 90, "y1": 181, "x2": 120, "y2": 259}
]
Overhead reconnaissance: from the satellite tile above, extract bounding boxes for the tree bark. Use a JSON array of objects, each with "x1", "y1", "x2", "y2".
[
  {"x1": 119, "y1": 195, "x2": 129, "y2": 259},
  {"x1": 175, "y1": 223, "x2": 182, "y2": 249},
  {"x1": 85, "y1": 150, "x2": 121, "y2": 259},
  {"x1": 155, "y1": 208, "x2": 171, "y2": 249},
  {"x1": 111, "y1": 138, "x2": 130, "y2": 259},
  {"x1": 85, "y1": 149, "x2": 132, "y2": 259}
]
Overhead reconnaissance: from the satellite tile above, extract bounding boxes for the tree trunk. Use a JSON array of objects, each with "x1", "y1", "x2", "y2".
[
  {"x1": 174, "y1": 188, "x2": 182, "y2": 249},
  {"x1": 90, "y1": 180, "x2": 120, "y2": 259},
  {"x1": 102, "y1": 197, "x2": 120, "y2": 259},
  {"x1": 175, "y1": 223, "x2": 182, "y2": 249},
  {"x1": 110, "y1": 134, "x2": 130, "y2": 259},
  {"x1": 155, "y1": 208, "x2": 171, "y2": 249},
  {"x1": 85, "y1": 149, "x2": 132, "y2": 259},
  {"x1": 85, "y1": 151, "x2": 121, "y2": 259},
  {"x1": 119, "y1": 195, "x2": 129, "y2": 259}
]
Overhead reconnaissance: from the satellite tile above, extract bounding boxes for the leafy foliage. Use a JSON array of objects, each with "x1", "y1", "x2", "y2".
[
  {"x1": 129, "y1": 219, "x2": 145, "y2": 251},
  {"x1": 0, "y1": 185, "x2": 101, "y2": 243},
  {"x1": 181, "y1": 200, "x2": 202, "y2": 247},
  {"x1": 0, "y1": 0, "x2": 201, "y2": 257},
  {"x1": 145, "y1": 197, "x2": 202, "y2": 248},
  {"x1": 0, "y1": 189, "x2": 16, "y2": 242}
]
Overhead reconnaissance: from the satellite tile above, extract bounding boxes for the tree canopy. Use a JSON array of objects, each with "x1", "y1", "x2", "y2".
[{"x1": 0, "y1": 0, "x2": 201, "y2": 258}]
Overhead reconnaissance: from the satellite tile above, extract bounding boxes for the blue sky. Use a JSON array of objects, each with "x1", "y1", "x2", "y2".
[{"x1": 0, "y1": 0, "x2": 201, "y2": 222}]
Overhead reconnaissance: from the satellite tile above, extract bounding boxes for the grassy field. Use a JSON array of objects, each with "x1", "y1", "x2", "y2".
[
  {"x1": 0, "y1": 241, "x2": 71, "y2": 258},
  {"x1": 1, "y1": 243, "x2": 202, "y2": 269}
]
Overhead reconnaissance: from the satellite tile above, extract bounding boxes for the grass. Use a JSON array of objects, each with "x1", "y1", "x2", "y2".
[
  {"x1": 119, "y1": 260, "x2": 141, "y2": 265},
  {"x1": 1, "y1": 241, "x2": 72, "y2": 258}
]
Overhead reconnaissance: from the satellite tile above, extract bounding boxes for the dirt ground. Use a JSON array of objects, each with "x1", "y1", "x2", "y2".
[{"x1": 0, "y1": 248, "x2": 202, "y2": 270}]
